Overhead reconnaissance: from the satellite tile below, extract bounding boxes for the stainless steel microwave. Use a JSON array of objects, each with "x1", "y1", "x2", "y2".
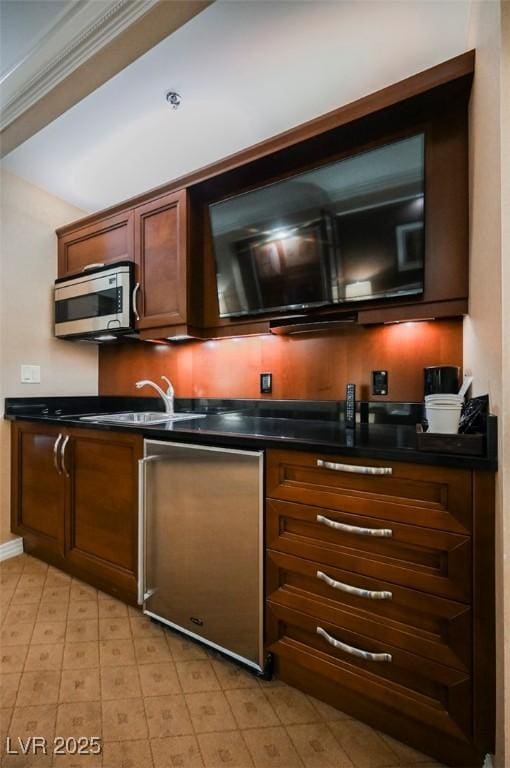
[{"x1": 54, "y1": 262, "x2": 136, "y2": 341}]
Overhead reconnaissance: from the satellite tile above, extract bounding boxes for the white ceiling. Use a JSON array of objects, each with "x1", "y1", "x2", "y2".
[{"x1": 1, "y1": 0, "x2": 472, "y2": 213}]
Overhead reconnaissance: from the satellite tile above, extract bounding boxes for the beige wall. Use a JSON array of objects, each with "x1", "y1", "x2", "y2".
[
  {"x1": 0, "y1": 169, "x2": 98, "y2": 544},
  {"x1": 464, "y1": 1, "x2": 508, "y2": 764},
  {"x1": 499, "y1": 0, "x2": 510, "y2": 762}
]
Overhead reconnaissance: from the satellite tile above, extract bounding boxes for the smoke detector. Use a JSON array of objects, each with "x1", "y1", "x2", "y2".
[{"x1": 165, "y1": 91, "x2": 182, "y2": 110}]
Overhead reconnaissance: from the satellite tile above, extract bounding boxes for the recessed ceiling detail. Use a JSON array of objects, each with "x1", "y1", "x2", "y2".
[{"x1": 165, "y1": 90, "x2": 182, "y2": 109}]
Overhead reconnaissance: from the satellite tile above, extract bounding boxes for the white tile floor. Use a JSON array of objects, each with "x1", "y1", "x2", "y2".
[{"x1": 1, "y1": 554, "x2": 445, "y2": 768}]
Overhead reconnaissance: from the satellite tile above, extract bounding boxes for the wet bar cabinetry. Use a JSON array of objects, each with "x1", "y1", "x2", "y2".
[
  {"x1": 57, "y1": 209, "x2": 134, "y2": 277},
  {"x1": 265, "y1": 449, "x2": 495, "y2": 768},
  {"x1": 10, "y1": 421, "x2": 142, "y2": 603},
  {"x1": 8, "y1": 410, "x2": 495, "y2": 766},
  {"x1": 56, "y1": 52, "x2": 474, "y2": 337},
  {"x1": 133, "y1": 190, "x2": 190, "y2": 332},
  {"x1": 57, "y1": 190, "x2": 197, "y2": 336}
]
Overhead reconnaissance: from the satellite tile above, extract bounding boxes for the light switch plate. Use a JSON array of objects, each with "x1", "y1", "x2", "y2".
[{"x1": 20, "y1": 365, "x2": 41, "y2": 383}]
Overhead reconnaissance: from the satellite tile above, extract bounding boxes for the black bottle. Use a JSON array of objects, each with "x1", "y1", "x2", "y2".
[{"x1": 424, "y1": 366, "x2": 460, "y2": 397}]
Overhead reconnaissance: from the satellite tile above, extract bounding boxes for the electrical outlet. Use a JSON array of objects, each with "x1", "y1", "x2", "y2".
[
  {"x1": 260, "y1": 373, "x2": 272, "y2": 394},
  {"x1": 372, "y1": 370, "x2": 388, "y2": 396}
]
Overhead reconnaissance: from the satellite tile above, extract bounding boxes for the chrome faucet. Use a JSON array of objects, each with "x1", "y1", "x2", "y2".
[{"x1": 135, "y1": 376, "x2": 175, "y2": 416}]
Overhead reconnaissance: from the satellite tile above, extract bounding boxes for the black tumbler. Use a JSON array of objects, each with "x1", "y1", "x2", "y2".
[{"x1": 424, "y1": 366, "x2": 460, "y2": 397}]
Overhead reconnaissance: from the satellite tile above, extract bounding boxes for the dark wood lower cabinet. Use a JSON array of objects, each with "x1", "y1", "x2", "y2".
[
  {"x1": 11, "y1": 421, "x2": 142, "y2": 604},
  {"x1": 65, "y1": 429, "x2": 142, "y2": 602},
  {"x1": 265, "y1": 449, "x2": 495, "y2": 768},
  {"x1": 267, "y1": 601, "x2": 472, "y2": 741},
  {"x1": 11, "y1": 424, "x2": 495, "y2": 765},
  {"x1": 275, "y1": 654, "x2": 481, "y2": 768},
  {"x1": 267, "y1": 549, "x2": 472, "y2": 672},
  {"x1": 11, "y1": 422, "x2": 66, "y2": 560}
]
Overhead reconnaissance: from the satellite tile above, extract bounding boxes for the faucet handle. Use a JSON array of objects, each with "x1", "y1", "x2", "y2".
[{"x1": 161, "y1": 376, "x2": 174, "y2": 396}]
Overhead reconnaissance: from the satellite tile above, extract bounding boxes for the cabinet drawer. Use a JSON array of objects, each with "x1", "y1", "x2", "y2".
[
  {"x1": 267, "y1": 601, "x2": 472, "y2": 742},
  {"x1": 267, "y1": 549, "x2": 471, "y2": 671},
  {"x1": 267, "y1": 499, "x2": 471, "y2": 602},
  {"x1": 267, "y1": 449, "x2": 472, "y2": 534}
]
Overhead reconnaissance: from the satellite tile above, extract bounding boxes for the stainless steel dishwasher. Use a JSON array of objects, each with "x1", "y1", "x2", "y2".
[{"x1": 138, "y1": 440, "x2": 266, "y2": 673}]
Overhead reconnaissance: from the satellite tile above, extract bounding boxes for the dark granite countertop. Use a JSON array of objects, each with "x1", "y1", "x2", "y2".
[{"x1": 4, "y1": 396, "x2": 497, "y2": 470}]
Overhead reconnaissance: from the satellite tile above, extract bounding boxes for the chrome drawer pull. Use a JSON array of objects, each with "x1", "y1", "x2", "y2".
[
  {"x1": 53, "y1": 434, "x2": 63, "y2": 475},
  {"x1": 316, "y1": 459, "x2": 392, "y2": 475},
  {"x1": 316, "y1": 514, "x2": 393, "y2": 538},
  {"x1": 317, "y1": 570, "x2": 392, "y2": 600},
  {"x1": 317, "y1": 626, "x2": 392, "y2": 663}
]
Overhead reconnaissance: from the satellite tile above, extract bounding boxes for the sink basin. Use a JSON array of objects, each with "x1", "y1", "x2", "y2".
[{"x1": 79, "y1": 411, "x2": 206, "y2": 425}]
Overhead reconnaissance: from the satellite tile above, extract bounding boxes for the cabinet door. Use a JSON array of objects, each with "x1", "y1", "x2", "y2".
[
  {"x1": 11, "y1": 422, "x2": 66, "y2": 560},
  {"x1": 58, "y1": 210, "x2": 134, "y2": 277},
  {"x1": 134, "y1": 190, "x2": 188, "y2": 329},
  {"x1": 65, "y1": 428, "x2": 142, "y2": 602}
]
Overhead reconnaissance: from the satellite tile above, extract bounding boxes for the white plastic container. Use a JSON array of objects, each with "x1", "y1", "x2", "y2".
[
  {"x1": 425, "y1": 393, "x2": 464, "y2": 405},
  {"x1": 425, "y1": 403, "x2": 463, "y2": 434}
]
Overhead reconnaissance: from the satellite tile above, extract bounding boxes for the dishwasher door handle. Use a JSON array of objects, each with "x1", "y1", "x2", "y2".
[
  {"x1": 138, "y1": 455, "x2": 171, "y2": 605},
  {"x1": 138, "y1": 458, "x2": 146, "y2": 606}
]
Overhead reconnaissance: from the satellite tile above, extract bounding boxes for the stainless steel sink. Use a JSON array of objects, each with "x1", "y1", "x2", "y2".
[{"x1": 79, "y1": 411, "x2": 206, "y2": 425}]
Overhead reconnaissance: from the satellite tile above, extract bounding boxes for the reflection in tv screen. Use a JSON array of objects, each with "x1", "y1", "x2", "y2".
[{"x1": 209, "y1": 134, "x2": 425, "y2": 318}]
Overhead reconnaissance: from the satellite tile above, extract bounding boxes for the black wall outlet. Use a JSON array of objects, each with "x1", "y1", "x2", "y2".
[
  {"x1": 260, "y1": 373, "x2": 272, "y2": 394},
  {"x1": 372, "y1": 370, "x2": 388, "y2": 396}
]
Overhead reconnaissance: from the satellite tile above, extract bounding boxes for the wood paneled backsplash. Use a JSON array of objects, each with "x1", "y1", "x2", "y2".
[{"x1": 99, "y1": 319, "x2": 462, "y2": 402}]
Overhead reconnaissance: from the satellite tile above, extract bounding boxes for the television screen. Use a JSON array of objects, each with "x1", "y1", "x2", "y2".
[{"x1": 209, "y1": 134, "x2": 425, "y2": 318}]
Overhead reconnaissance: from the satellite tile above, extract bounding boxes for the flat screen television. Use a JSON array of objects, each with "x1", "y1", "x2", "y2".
[{"x1": 209, "y1": 134, "x2": 425, "y2": 318}]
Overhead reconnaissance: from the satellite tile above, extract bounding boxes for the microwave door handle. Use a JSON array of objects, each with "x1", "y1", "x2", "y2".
[
  {"x1": 132, "y1": 283, "x2": 140, "y2": 321},
  {"x1": 81, "y1": 263, "x2": 105, "y2": 272}
]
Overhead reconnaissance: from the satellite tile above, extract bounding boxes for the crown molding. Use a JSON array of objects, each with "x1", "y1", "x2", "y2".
[{"x1": 0, "y1": 0, "x2": 158, "y2": 132}]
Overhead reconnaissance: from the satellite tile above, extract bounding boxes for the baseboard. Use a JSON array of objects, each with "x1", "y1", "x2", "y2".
[{"x1": 0, "y1": 537, "x2": 24, "y2": 561}]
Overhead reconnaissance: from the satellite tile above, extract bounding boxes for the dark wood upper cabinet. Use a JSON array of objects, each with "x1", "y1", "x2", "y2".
[
  {"x1": 55, "y1": 52, "x2": 474, "y2": 335},
  {"x1": 196, "y1": 100, "x2": 470, "y2": 335},
  {"x1": 133, "y1": 190, "x2": 188, "y2": 331},
  {"x1": 58, "y1": 210, "x2": 134, "y2": 278}
]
